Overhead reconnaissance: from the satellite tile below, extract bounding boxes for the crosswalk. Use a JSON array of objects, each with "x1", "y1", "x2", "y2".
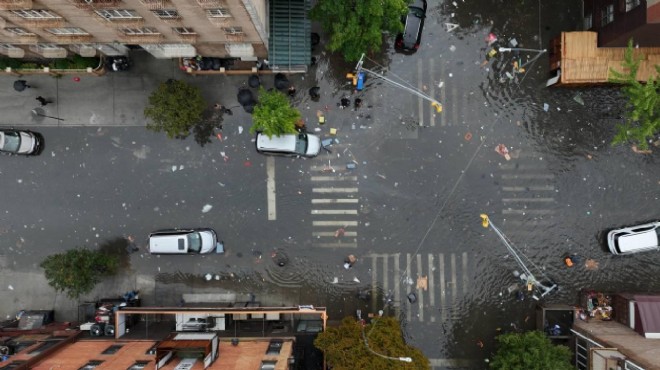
[
  {"x1": 309, "y1": 147, "x2": 360, "y2": 248},
  {"x1": 497, "y1": 148, "x2": 557, "y2": 231},
  {"x1": 368, "y1": 252, "x2": 473, "y2": 323}
]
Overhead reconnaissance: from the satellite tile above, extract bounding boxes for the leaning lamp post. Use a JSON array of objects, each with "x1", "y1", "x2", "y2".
[{"x1": 361, "y1": 320, "x2": 413, "y2": 363}]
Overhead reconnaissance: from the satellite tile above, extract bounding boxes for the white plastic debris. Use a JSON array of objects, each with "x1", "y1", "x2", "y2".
[
  {"x1": 438, "y1": 81, "x2": 444, "y2": 88},
  {"x1": 205, "y1": 273, "x2": 212, "y2": 281},
  {"x1": 238, "y1": 126, "x2": 244, "y2": 134},
  {"x1": 202, "y1": 204, "x2": 213, "y2": 213},
  {"x1": 171, "y1": 165, "x2": 177, "y2": 172},
  {"x1": 449, "y1": 45, "x2": 456, "y2": 52},
  {"x1": 8, "y1": 285, "x2": 13, "y2": 290},
  {"x1": 543, "y1": 103, "x2": 549, "y2": 112},
  {"x1": 353, "y1": 277, "x2": 361, "y2": 283},
  {"x1": 331, "y1": 277, "x2": 339, "y2": 284}
]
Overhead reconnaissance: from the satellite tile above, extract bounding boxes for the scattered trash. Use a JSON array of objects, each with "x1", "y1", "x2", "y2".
[
  {"x1": 344, "y1": 254, "x2": 356, "y2": 269},
  {"x1": 331, "y1": 277, "x2": 338, "y2": 284},
  {"x1": 171, "y1": 165, "x2": 177, "y2": 172},
  {"x1": 216, "y1": 133, "x2": 223, "y2": 141},
  {"x1": 407, "y1": 292, "x2": 417, "y2": 303},
  {"x1": 509, "y1": 38, "x2": 518, "y2": 47},
  {"x1": 632, "y1": 145, "x2": 652, "y2": 154},
  {"x1": 330, "y1": 128, "x2": 337, "y2": 135},
  {"x1": 476, "y1": 340, "x2": 484, "y2": 348},
  {"x1": 205, "y1": 273, "x2": 212, "y2": 281},
  {"x1": 445, "y1": 23, "x2": 459, "y2": 32},
  {"x1": 353, "y1": 277, "x2": 361, "y2": 283},
  {"x1": 487, "y1": 48, "x2": 498, "y2": 58},
  {"x1": 486, "y1": 33, "x2": 497, "y2": 46},
  {"x1": 449, "y1": 45, "x2": 456, "y2": 52},
  {"x1": 335, "y1": 228, "x2": 346, "y2": 238},
  {"x1": 404, "y1": 276, "x2": 414, "y2": 285},
  {"x1": 322, "y1": 138, "x2": 335, "y2": 147},
  {"x1": 416, "y1": 276, "x2": 428, "y2": 291},
  {"x1": 543, "y1": 103, "x2": 549, "y2": 112},
  {"x1": 464, "y1": 132, "x2": 473, "y2": 141},
  {"x1": 238, "y1": 126, "x2": 244, "y2": 134},
  {"x1": 8, "y1": 285, "x2": 13, "y2": 291},
  {"x1": 376, "y1": 173, "x2": 387, "y2": 179},
  {"x1": 346, "y1": 162, "x2": 357, "y2": 170},
  {"x1": 495, "y1": 144, "x2": 511, "y2": 160},
  {"x1": 438, "y1": 81, "x2": 444, "y2": 88},
  {"x1": 585, "y1": 259, "x2": 599, "y2": 270},
  {"x1": 202, "y1": 204, "x2": 213, "y2": 213}
]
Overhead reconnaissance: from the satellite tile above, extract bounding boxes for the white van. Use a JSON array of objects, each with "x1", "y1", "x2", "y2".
[
  {"x1": 148, "y1": 228, "x2": 223, "y2": 254},
  {"x1": 607, "y1": 221, "x2": 660, "y2": 255}
]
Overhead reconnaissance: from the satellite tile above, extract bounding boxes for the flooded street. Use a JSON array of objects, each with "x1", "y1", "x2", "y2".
[{"x1": 2, "y1": 0, "x2": 660, "y2": 368}]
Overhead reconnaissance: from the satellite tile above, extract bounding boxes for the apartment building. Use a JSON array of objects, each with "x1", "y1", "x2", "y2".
[
  {"x1": 583, "y1": 0, "x2": 660, "y2": 47},
  {"x1": 0, "y1": 0, "x2": 310, "y2": 70}
]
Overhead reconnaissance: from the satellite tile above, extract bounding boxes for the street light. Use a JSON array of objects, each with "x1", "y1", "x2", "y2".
[{"x1": 360, "y1": 318, "x2": 413, "y2": 363}]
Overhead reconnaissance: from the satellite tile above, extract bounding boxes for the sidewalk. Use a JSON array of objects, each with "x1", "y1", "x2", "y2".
[{"x1": 0, "y1": 50, "x2": 267, "y2": 127}]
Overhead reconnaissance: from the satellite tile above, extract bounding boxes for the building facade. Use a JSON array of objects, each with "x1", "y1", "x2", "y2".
[
  {"x1": 0, "y1": 0, "x2": 270, "y2": 61},
  {"x1": 583, "y1": 0, "x2": 660, "y2": 47}
]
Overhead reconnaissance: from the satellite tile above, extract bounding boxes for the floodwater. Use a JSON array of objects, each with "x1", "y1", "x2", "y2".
[{"x1": 3, "y1": 0, "x2": 660, "y2": 368}]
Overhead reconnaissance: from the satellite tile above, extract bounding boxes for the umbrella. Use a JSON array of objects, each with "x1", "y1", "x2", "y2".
[
  {"x1": 237, "y1": 89, "x2": 255, "y2": 106},
  {"x1": 13, "y1": 80, "x2": 29, "y2": 92},
  {"x1": 248, "y1": 75, "x2": 260, "y2": 88},
  {"x1": 243, "y1": 104, "x2": 255, "y2": 114},
  {"x1": 309, "y1": 86, "x2": 320, "y2": 100},
  {"x1": 274, "y1": 73, "x2": 290, "y2": 90}
]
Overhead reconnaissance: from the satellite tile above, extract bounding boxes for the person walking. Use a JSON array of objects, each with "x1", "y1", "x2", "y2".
[{"x1": 36, "y1": 96, "x2": 50, "y2": 106}]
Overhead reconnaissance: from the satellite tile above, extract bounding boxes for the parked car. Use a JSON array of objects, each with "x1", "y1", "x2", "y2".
[
  {"x1": 0, "y1": 129, "x2": 43, "y2": 155},
  {"x1": 607, "y1": 221, "x2": 660, "y2": 255},
  {"x1": 148, "y1": 228, "x2": 223, "y2": 254},
  {"x1": 395, "y1": 0, "x2": 427, "y2": 53},
  {"x1": 255, "y1": 132, "x2": 321, "y2": 158}
]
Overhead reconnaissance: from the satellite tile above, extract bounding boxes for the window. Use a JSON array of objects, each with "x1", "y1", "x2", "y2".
[
  {"x1": 584, "y1": 13, "x2": 592, "y2": 29},
  {"x1": 207, "y1": 8, "x2": 231, "y2": 18},
  {"x1": 5, "y1": 27, "x2": 35, "y2": 36},
  {"x1": 266, "y1": 339, "x2": 283, "y2": 355},
  {"x1": 45, "y1": 27, "x2": 89, "y2": 35},
  {"x1": 127, "y1": 361, "x2": 150, "y2": 370},
  {"x1": 102, "y1": 344, "x2": 123, "y2": 354},
  {"x1": 96, "y1": 9, "x2": 141, "y2": 19},
  {"x1": 11, "y1": 9, "x2": 61, "y2": 19},
  {"x1": 78, "y1": 360, "x2": 103, "y2": 370},
  {"x1": 601, "y1": 4, "x2": 614, "y2": 26},
  {"x1": 223, "y1": 26, "x2": 243, "y2": 35},
  {"x1": 625, "y1": 0, "x2": 640, "y2": 11},
  {"x1": 152, "y1": 9, "x2": 179, "y2": 19},
  {"x1": 121, "y1": 27, "x2": 160, "y2": 35},
  {"x1": 260, "y1": 361, "x2": 277, "y2": 370},
  {"x1": 173, "y1": 27, "x2": 196, "y2": 35}
]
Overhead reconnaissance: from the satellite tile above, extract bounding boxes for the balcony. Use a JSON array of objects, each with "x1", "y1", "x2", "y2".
[
  {"x1": 9, "y1": 17, "x2": 65, "y2": 28},
  {"x1": 0, "y1": 0, "x2": 32, "y2": 10},
  {"x1": 118, "y1": 33, "x2": 162, "y2": 44},
  {"x1": 48, "y1": 34, "x2": 93, "y2": 43},
  {"x1": 94, "y1": 14, "x2": 145, "y2": 28},
  {"x1": 67, "y1": 0, "x2": 121, "y2": 10},
  {"x1": 2, "y1": 28, "x2": 38, "y2": 44}
]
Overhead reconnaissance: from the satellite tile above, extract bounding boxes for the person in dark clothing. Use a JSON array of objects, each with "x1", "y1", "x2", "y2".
[{"x1": 36, "y1": 96, "x2": 49, "y2": 106}]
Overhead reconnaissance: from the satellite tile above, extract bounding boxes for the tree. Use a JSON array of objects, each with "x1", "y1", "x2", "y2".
[
  {"x1": 40, "y1": 248, "x2": 119, "y2": 299},
  {"x1": 314, "y1": 316, "x2": 429, "y2": 370},
  {"x1": 250, "y1": 87, "x2": 300, "y2": 138},
  {"x1": 490, "y1": 331, "x2": 573, "y2": 370},
  {"x1": 144, "y1": 79, "x2": 206, "y2": 139},
  {"x1": 609, "y1": 39, "x2": 660, "y2": 150},
  {"x1": 311, "y1": 0, "x2": 408, "y2": 62}
]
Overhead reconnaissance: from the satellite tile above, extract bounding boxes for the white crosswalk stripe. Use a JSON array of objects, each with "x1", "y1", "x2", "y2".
[
  {"x1": 310, "y1": 142, "x2": 360, "y2": 248},
  {"x1": 368, "y1": 252, "x2": 473, "y2": 323},
  {"x1": 497, "y1": 146, "x2": 556, "y2": 230}
]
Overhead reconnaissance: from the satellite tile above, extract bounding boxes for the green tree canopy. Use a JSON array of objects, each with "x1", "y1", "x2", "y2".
[
  {"x1": 311, "y1": 0, "x2": 408, "y2": 61},
  {"x1": 40, "y1": 248, "x2": 119, "y2": 299},
  {"x1": 490, "y1": 331, "x2": 573, "y2": 370},
  {"x1": 250, "y1": 87, "x2": 300, "y2": 138},
  {"x1": 609, "y1": 39, "x2": 660, "y2": 150},
  {"x1": 144, "y1": 79, "x2": 207, "y2": 139},
  {"x1": 314, "y1": 316, "x2": 429, "y2": 370}
]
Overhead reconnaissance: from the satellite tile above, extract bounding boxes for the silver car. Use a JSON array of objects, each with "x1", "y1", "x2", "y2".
[
  {"x1": 607, "y1": 221, "x2": 660, "y2": 255},
  {"x1": 0, "y1": 129, "x2": 43, "y2": 155},
  {"x1": 148, "y1": 228, "x2": 224, "y2": 254},
  {"x1": 255, "y1": 132, "x2": 321, "y2": 158}
]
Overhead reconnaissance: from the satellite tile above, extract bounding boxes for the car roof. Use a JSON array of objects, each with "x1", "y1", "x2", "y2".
[
  {"x1": 256, "y1": 133, "x2": 298, "y2": 152},
  {"x1": 618, "y1": 231, "x2": 659, "y2": 253}
]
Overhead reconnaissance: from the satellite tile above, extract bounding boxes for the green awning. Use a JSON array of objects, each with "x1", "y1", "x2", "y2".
[{"x1": 269, "y1": 0, "x2": 310, "y2": 71}]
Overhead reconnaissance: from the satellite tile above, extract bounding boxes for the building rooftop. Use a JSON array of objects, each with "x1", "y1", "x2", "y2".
[{"x1": 573, "y1": 318, "x2": 660, "y2": 370}]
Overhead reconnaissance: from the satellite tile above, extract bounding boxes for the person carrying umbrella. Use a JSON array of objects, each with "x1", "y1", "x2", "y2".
[{"x1": 13, "y1": 80, "x2": 30, "y2": 92}]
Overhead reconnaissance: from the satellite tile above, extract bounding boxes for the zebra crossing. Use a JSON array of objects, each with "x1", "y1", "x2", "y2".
[
  {"x1": 368, "y1": 252, "x2": 472, "y2": 323},
  {"x1": 309, "y1": 145, "x2": 360, "y2": 248},
  {"x1": 498, "y1": 148, "x2": 557, "y2": 230}
]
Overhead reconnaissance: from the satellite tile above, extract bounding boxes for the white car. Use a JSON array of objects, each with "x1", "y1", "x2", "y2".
[
  {"x1": 607, "y1": 221, "x2": 660, "y2": 255},
  {"x1": 148, "y1": 228, "x2": 223, "y2": 254},
  {"x1": 255, "y1": 132, "x2": 321, "y2": 158},
  {"x1": 0, "y1": 129, "x2": 43, "y2": 155}
]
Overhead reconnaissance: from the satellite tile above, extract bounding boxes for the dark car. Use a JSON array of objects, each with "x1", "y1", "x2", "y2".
[
  {"x1": 395, "y1": 0, "x2": 427, "y2": 53},
  {"x1": 0, "y1": 129, "x2": 43, "y2": 155}
]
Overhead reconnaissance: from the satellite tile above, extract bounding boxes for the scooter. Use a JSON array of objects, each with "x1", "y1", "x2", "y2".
[{"x1": 106, "y1": 56, "x2": 130, "y2": 72}]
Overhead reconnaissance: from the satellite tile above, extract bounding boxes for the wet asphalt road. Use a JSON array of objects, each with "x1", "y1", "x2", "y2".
[{"x1": 3, "y1": 0, "x2": 660, "y2": 368}]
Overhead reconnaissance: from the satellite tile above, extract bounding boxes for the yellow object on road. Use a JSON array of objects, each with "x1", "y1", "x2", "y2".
[
  {"x1": 432, "y1": 101, "x2": 443, "y2": 113},
  {"x1": 480, "y1": 214, "x2": 489, "y2": 228}
]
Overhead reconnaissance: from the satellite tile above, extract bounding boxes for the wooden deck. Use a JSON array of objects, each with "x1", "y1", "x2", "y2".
[{"x1": 548, "y1": 32, "x2": 660, "y2": 86}]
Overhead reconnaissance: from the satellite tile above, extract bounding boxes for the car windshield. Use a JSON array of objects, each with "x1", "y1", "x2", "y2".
[
  {"x1": 1, "y1": 131, "x2": 20, "y2": 152},
  {"x1": 410, "y1": 6, "x2": 425, "y2": 18},
  {"x1": 294, "y1": 134, "x2": 308, "y2": 155},
  {"x1": 187, "y1": 232, "x2": 202, "y2": 253}
]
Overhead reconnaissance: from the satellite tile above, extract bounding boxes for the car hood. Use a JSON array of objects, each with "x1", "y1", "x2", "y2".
[
  {"x1": 306, "y1": 134, "x2": 321, "y2": 156},
  {"x1": 17, "y1": 132, "x2": 37, "y2": 154},
  {"x1": 199, "y1": 230, "x2": 218, "y2": 253}
]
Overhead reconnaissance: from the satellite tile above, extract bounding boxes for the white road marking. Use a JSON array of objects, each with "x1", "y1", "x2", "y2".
[
  {"x1": 267, "y1": 156, "x2": 276, "y2": 220},
  {"x1": 311, "y1": 198, "x2": 359, "y2": 204},
  {"x1": 311, "y1": 176, "x2": 358, "y2": 181},
  {"x1": 502, "y1": 198, "x2": 555, "y2": 203},
  {"x1": 312, "y1": 231, "x2": 358, "y2": 237},
  {"x1": 501, "y1": 173, "x2": 555, "y2": 180},
  {"x1": 428, "y1": 254, "x2": 435, "y2": 322},
  {"x1": 311, "y1": 209, "x2": 358, "y2": 215},
  {"x1": 417, "y1": 253, "x2": 424, "y2": 322},
  {"x1": 314, "y1": 242, "x2": 357, "y2": 248},
  {"x1": 429, "y1": 58, "x2": 435, "y2": 127},
  {"x1": 502, "y1": 185, "x2": 555, "y2": 191},
  {"x1": 312, "y1": 187, "x2": 359, "y2": 193},
  {"x1": 418, "y1": 58, "x2": 424, "y2": 126},
  {"x1": 439, "y1": 253, "x2": 446, "y2": 321},
  {"x1": 462, "y1": 252, "x2": 469, "y2": 294},
  {"x1": 312, "y1": 221, "x2": 359, "y2": 226}
]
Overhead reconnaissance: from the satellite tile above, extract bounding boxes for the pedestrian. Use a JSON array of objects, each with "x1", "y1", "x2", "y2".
[
  {"x1": 36, "y1": 96, "x2": 49, "y2": 106},
  {"x1": 354, "y1": 98, "x2": 362, "y2": 109},
  {"x1": 17, "y1": 80, "x2": 30, "y2": 89},
  {"x1": 339, "y1": 97, "x2": 350, "y2": 109},
  {"x1": 309, "y1": 86, "x2": 320, "y2": 100},
  {"x1": 288, "y1": 85, "x2": 296, "y2": 97}
]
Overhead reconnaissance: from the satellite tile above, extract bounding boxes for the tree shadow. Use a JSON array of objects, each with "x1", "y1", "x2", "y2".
[
  {"x1": 192, "y1": 108, "x2": 224, "y2": 146},
  {"x1": 96, "y1": 237, "x2": 134, "y2": 270}
]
